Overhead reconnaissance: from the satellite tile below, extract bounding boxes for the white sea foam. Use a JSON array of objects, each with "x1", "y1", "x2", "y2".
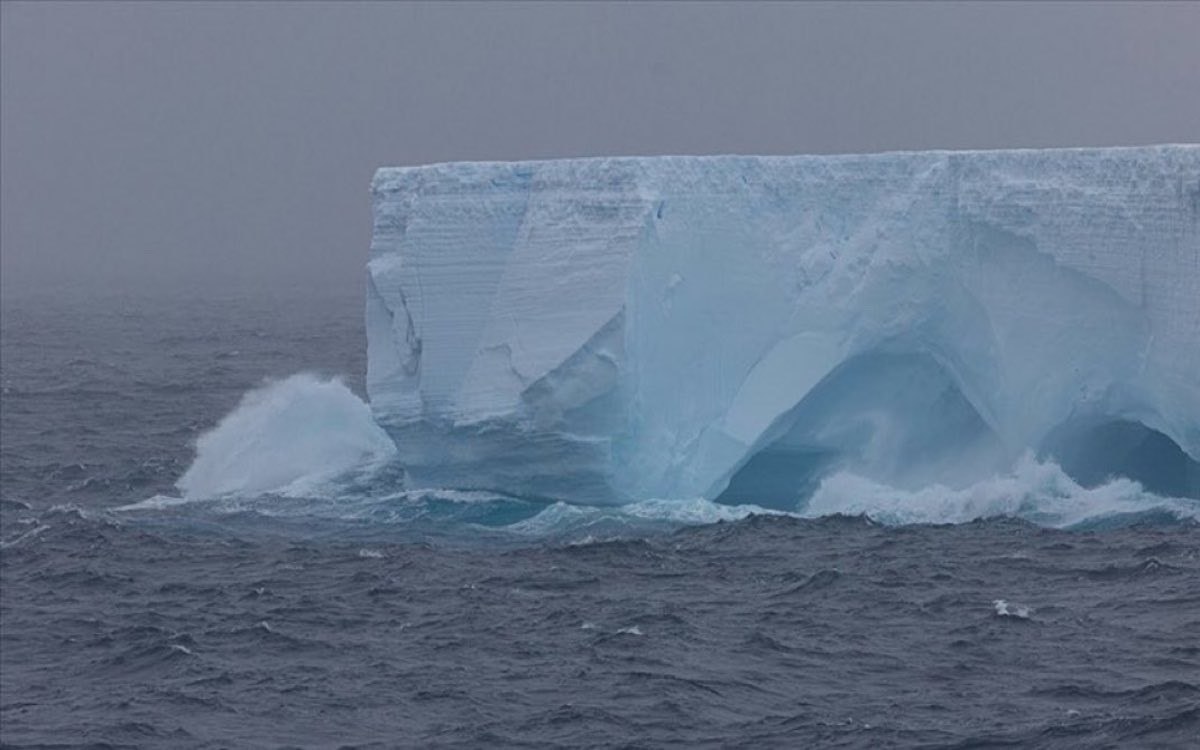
[
  {"x1": 505, "y1": 496, "x2": 785, "y2": 536},
  {"x1": 123, "y1": 375, "x2": 1194, "y2": 534},
  {"x1": 993, "y1": 600, "x2": 1033, "y2": 619},
  {"x1": 175, "y1": 373, "x2": 396, "y2": 500},
  {"x1": 801, "y1": 454, "x2": 1198, "y2": 528},
  {"x1": 114, "y1": 494, "x2": 193, "y2": 512},
  {"x1": 0, "y1": 524, "x2": 51, "y2": 549}
]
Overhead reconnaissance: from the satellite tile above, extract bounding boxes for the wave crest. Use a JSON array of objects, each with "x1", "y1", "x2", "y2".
[
  {"x1": 802, "y1": 453, "x2": 1197, "y2": 528},
  {"x1": 129, "y1": 375, "x2": 1198, "y2": 535},
  {"x1": 176, "y1": 373, "x2": 396, "y2": 499}
]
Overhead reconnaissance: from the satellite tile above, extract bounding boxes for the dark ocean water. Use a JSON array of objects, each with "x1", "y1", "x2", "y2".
[{"x1": 2, "y1": 291, "x2": 1199, "y2": 749}]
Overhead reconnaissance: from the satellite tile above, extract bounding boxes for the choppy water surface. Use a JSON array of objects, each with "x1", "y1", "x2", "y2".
[{"x1": 2, "y1": 290, "x2": 1198, "y2": 748}]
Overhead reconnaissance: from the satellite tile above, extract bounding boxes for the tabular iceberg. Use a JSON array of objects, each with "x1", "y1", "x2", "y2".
[{"x1": 366, "y1": 146, "x2": 1200, "y2": 505}]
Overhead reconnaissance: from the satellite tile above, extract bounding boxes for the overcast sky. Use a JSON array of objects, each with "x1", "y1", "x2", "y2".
[{"x1": 2, "y1": 1, "x2": 1198, "y2": 298}]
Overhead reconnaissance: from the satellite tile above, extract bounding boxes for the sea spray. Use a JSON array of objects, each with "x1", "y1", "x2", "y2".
[
  {"x1": 177, "y1": 373, "x2": 395, "y2": 499},
  {"x1": 801, "y1": 453, "x2": 1198, "y2": 527}
]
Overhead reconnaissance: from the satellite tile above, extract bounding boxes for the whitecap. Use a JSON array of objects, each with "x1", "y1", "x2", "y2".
[
  {"x1": 113, "y1": 494, "x2": 191, "y2": 512},
  {"x1": 506, "y1": 496, "x2": 786, "y2": 537},
  {"x1": 801, "y1": 453, "x2": 1197, "y2": 528},
  {"x1": 993, "y1": 599, "x2": 1033, "y2": 619},
  {"x1": 176, "y1": 372, "x2": 396, "y2": 500},
  {"x1": 0, "y1": 523, "x2": 51, "y2": 549}
]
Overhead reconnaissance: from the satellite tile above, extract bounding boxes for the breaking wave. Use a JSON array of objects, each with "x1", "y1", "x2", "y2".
[
  {"x1": 120, "y1": 373, "x2": 1198, "y2": 536},
  {"x1": 175, "y1": 373, "x2": 396, "y2": 499},
  {"x1": 801, "y1": 454, "x2": 1199, "y2": 529}
]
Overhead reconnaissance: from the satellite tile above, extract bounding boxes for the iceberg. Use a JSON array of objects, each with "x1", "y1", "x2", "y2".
[{"x1": 366, "y1": 146, "x2": 1200, "y2": 505}]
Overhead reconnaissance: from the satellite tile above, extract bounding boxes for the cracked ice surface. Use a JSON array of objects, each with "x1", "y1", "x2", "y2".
[{"x1": 367, "y1": 146, "x2": 1200, "y2": 504}]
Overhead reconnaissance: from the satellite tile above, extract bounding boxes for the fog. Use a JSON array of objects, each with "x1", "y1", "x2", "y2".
[{"x1": 2, "y1": 1, "x2": 1197, "y2": 299}]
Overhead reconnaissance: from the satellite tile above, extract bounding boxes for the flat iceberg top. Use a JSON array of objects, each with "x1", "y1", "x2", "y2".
[
  {"x1": 367, "y1": 145, "x2": 1200, "y2": 504},
  {"x1": 372, "y1": 144, "x2": 1194, "y2": 194}
]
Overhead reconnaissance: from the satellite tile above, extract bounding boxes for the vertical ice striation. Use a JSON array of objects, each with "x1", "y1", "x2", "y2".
[{"x1": 367, "y1": 146, "x2": 1200, "y2": 504}]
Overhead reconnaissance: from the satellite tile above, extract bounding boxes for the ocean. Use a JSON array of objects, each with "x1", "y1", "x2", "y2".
[{"x1": 2, "y1": 289, "x2": 1198, "y2": 749}]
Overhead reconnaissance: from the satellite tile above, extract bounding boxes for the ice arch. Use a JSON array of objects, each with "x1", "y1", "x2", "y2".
[
  {"x1": 1041, "y1": 418, "x2": 1200, "y2": 499},
  {"x1": 713, "y1": 351, "x2": 1006, "y2": 509}
]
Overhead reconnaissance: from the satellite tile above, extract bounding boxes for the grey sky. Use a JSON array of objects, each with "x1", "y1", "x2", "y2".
[{"x1": 2, "y1": 1, "x2": 1198, "y2": 298}]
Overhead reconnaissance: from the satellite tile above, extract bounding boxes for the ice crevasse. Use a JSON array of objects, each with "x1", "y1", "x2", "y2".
[{"x1": 366, "y1": 146, "x2": 1200, "y2": 506}]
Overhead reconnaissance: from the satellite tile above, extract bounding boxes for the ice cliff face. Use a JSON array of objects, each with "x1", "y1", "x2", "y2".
[{"x1": 367, "y1": 146, "x2": 1200, "y2": 504}]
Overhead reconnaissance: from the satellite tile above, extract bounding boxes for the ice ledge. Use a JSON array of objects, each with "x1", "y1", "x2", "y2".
[
  {"x1": 371, "y1": 144, "x2": 1196, "y2": 194},
  {"x1": 367, "y1": 145, "x2": 1200, "y2": 504}
]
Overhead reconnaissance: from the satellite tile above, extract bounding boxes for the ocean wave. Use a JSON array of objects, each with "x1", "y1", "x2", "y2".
[
  {"x1": 114, "y1": 373, "x2": 1198, "y2": 537},
  {"x1": 175, "y1": 372, "x2": 395, "y2": 499},
  {"x1": 801, "y1": 453, "x2": 1199, "y2": 529}
]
